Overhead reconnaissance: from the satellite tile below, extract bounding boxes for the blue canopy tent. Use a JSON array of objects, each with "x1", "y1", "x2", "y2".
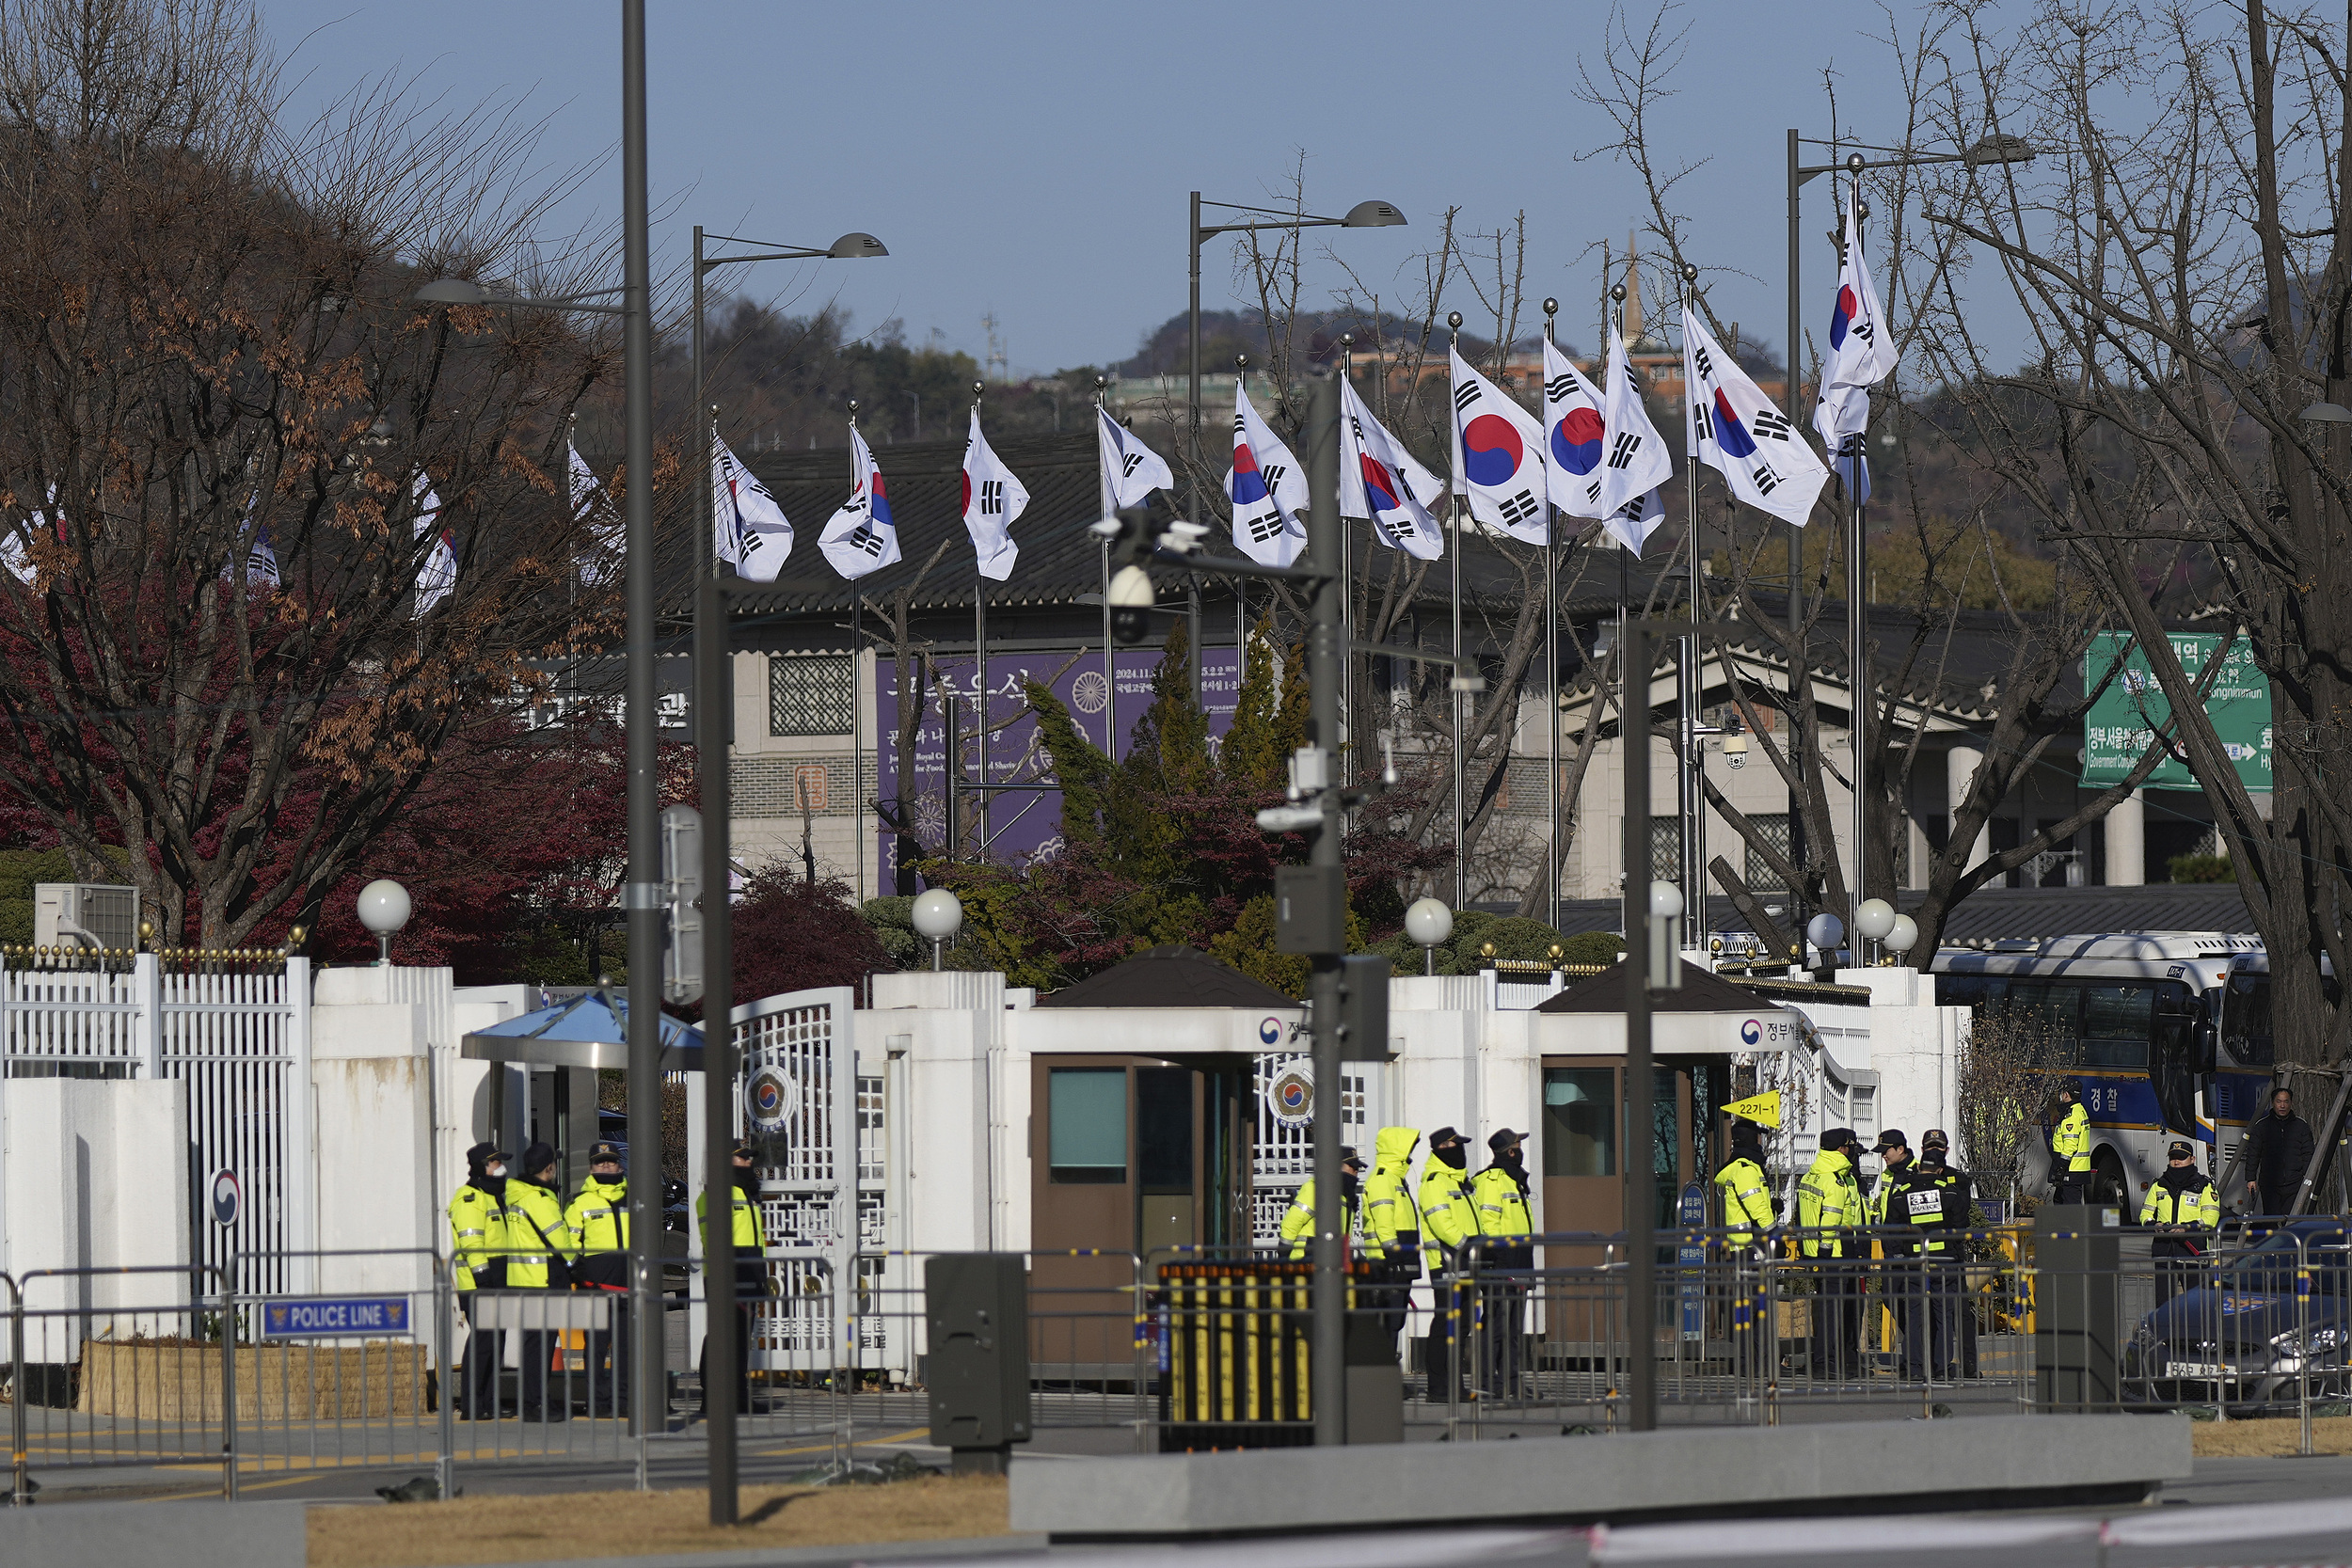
[{"x1": 459, "y1": 987, "x2": 706, "y2": 1073}]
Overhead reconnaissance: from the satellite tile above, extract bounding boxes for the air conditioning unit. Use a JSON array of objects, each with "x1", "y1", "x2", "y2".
[{"x1": 34, "y1": 883, "x2": 140, "y2": 951}]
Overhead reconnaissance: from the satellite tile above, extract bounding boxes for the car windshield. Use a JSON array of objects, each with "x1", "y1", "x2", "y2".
[{"x1": 2213, "y1": 1224, "x2": 2352, "y2": 1296}]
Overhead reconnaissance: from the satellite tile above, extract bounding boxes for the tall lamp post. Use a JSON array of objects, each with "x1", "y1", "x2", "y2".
[
  {"x1": 1783, "y1": 132, "x2": 2035, "y2": 921},
  {"x1": 690, "y1": 224, "x2": 885, "y2": 1526},
  {"x1": 1188, "y1": 194, "x2": 1404, "y2": 707}
]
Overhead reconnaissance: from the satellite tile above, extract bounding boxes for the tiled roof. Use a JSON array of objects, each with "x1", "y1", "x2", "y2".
[{"x1": 1033, "y1": 943, "x2": 1295, "y2": 1009}]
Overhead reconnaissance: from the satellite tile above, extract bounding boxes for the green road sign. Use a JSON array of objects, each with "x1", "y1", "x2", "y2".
[{"x1": 2081, "y1": 632, "x2": 2270, "y2": 791}]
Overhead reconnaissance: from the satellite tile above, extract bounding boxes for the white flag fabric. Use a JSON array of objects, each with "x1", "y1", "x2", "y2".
[
  {"x1": 569, "y1": 440, "x2": 623, "y2": 584},
  {"x1": 1225, "y1": 381, "x2": 1309, "y2": 566},
  {"x1": 8, "y1": 484, "x2": 59, "y2": 584},
  {"x1": 1097, "y1": 404, "x2": 1172, "y2": 514},
  {"x1": 1814, "y1": 183, "x2": 1898, "y2": 503},
  {"x1": 818, "y1": 425, "x2": 904, "y2": 580},
  {"x1": 1597, "y1": 325, "x2": 1674, "y2": 517},
  {"x1": 712, "y1": 434, "x2": 793, "y2": 582},
  {"x1": 222, "y1": 491, "x2": 279, "y2": 588},
  {"x1": 961, "y1": 408, "x2": 1027, "y2": 581},
  {"x1": 1338, "y1": 378, "x2": 1444, "y2": 561},
  {"x1": 1682, "y1": 310, "x2": 1829, "y2": 528},
  {"x1": 1540, "y1": 339, "x2": 1609, "y2": 520},
  {"x1": 1448, "y1": 342, "x2": 1549, "y2": 543},
  {"x1": 411, "y1": 471, "x2": 455, "y2": 616},
  {"x1": 1602, "y1": 487, "x2": 1666, "y2": 556}
]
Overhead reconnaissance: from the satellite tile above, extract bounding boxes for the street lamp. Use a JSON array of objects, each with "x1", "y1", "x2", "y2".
[
  {"x1": 1784, "y1": 132, "x2": 2038, "y2": 928},
  {"x1": 686, "y1": 223, "x2": 884, "y2": 1518},
  {"x1": 1187, "y1": 194, "x2": 1403, "y2": 705}
]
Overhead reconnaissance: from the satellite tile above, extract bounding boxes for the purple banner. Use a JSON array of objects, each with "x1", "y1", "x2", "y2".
[{"x1": 876, "y1": 646, "x2": 1240, "y2": 890}]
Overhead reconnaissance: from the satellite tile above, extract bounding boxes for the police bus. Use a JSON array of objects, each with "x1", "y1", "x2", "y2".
[{"x1": 1930, "y1": 933, "x2": 2260, "y2": 1202}]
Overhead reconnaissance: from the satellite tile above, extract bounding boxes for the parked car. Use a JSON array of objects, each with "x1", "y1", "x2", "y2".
[{"x1": 2125, "y1": 1219, "x2": 2352, "y2": 1408}]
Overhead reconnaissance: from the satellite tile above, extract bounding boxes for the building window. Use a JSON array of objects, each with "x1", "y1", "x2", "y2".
[
  {"x1": 1746, "y1": 813, "x2": 1790, "y2": 894},
  {"x1": 1650, "y1": 816, "x2": 1682, "y2": 885},
  {"x1": 1542, "y1": 1069, "x2": 1616, "y2": 1177},
  {"x1": 1048, "y1": 1069, "x2": 1126, "y2": 1183},
  {"x1": 770, "y1": 656, "x2": 852, "y2": 736}
]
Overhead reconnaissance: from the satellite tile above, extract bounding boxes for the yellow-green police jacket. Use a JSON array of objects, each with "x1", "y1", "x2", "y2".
[
  {"x1": 447, "y1": 1181, "x2": 510, "y2": 1292},
  {"x1": 1418, "y1": 1160, "x2": 1477, "y2": 1272},
  {"x1": 2052, "y1": 1102, "x2": 2092, "y2": 1174},
  {"x1": 501, "y1": 1179, "x2": 575, "y2": 1289},
  {"x1": 1795, "y1": 1148, "x2": 1863, "y2": 1259},
  {"x1": 1714, "y1": 1157, "x2": 1775, "y2": 1249},
  {"x1": 1279, "y1": 1178, "x2": 1359, "y2": 1260},
  {"x1": 1360, "y1": 1126, "x2": 1423, "y2": 1269},
  {"x1": 2141, "y1": 1177, "x2": 2219, "y2": 1230}
]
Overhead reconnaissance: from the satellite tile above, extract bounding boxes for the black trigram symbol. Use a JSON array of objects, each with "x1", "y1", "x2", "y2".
[
  {"x1": 1851, "y1": 318, "x2": 1875, "y2": 342},
  {"x1": 1246, "y1": 507, "x2": 1283, "y2": 546},
  {"x1": 1497, "y1": 490, "x2": 1541, "y2": 526},
  {"x1": 1453, "y1": 382, "x2": 1478, "y2": 414},
  {"x1": 1261, "y1": 463, "x2": 1288, "y2": 492},
  {"x1": 1232, "y1": 413, "x2": 1248, "y2": 436},
  {"x1": 1545, "y1": 372, "x2": 1576, "y2": 403},
  {"x1": 1375, "y1": 513, "x2": 1412, "y2": 546},
  {"x1": 980, "y1": 480, "x2": 1004, "y2": 515},
  {"x1": 1120, "y1": 452, "x2": 1142, "y2": 479},
  {"x1": 1607, "y1": 432, "x2": 1643, "y2": 469},
  {"x1": 1348, "y1": 415, "x2": 1365, "y2": 440},
  {"x1": 1693, "y1": 405, "x2": 1714, "y2": 442},
  {"x1": 1584, "y1": 478, "x2": 1603, "y2": 503},
  {"x1": 1753, "y1": 409, "x2": 1793, "y2": 442},
  {"x1": 850, "y1": 525, "x2": 884, "y2": 557},
  {"x1": 1692, "y1": 344, "x2": 1714, "y2": 378},
  {"x1": 1750, "y1": 465, "x2": 1780, "y2": 495}
]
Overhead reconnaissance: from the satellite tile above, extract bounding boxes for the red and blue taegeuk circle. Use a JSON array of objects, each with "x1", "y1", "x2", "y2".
[
  {"x1": 1279, "y1": 1079, "x2": 1309, "y2": 1112},
  {"x1": 1710, "y1": 389, "x2": 1758, "y2": 459},
  {"x1": 1461, "y1": 413, "x2": 1523, "y2": 486},
  {"x1": 754, "y1": 1077, "x2": 784, "y2": 1116},
  {"x1": 1231, "y1": 443, "x2": 1271, "y2": 505},
  {"x1": 1359, "y1": 454, "x2": 1404, "y2": 514},
  {"x1": 1549, "y1": 405, "x2": 1604, "y2": 475},
  {"x1": 1829, "y1": 284, "x2": 1859, "y2": 350}
]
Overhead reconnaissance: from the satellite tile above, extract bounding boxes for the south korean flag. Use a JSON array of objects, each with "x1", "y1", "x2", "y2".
[
  {"x1": 1225, "y1": 380, "x2": 1309, "y2": 566},
  {"x1": 712, "y1": 434, "x2": 793, "y2": 582},
  {"x1": 1338, "y1": 377, "x2": 1445, "y2": 561},
  {"x1": 961, "y1": 407, "x2": 1028, "y2": 581},
  {"x1": 1596, "y1": 325, "x2": 1673, "y2": 518},
  {"x1": 1681, "y1": 309, "x2": 1828, "y2": 528},
  {"x1": 1601, "y1": 487, "x2": 1666, "y2": 556},
  {"x1": 818, "y1": 425, "x2": 904, "y2": 580},
  {"x1": 1539, "y1": 338, "x2": 1609, "y2": 520},
  {"x1": 1448, "y1": 342, "x2": 1550, "y2": 544}
]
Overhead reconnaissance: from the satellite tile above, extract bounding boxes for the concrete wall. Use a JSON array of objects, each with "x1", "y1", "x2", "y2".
[{"x1": 3, "y1": 1077, "x2": 188, "y2": 1319}]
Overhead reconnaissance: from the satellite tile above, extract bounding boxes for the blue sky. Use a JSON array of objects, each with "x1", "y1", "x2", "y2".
[{"x1": 261, "y1": 1, "x2": 1962, "y2": 374}]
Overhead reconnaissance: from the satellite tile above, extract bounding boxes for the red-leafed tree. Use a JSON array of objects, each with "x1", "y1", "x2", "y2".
[{"x1": 715, "y1": 869, "x2": 895, "y2": 1016}]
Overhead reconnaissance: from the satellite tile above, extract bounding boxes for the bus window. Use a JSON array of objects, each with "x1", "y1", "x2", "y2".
[
  {"x1": 2222, "y1": 974, "x2": 2273, "y2": 1067},
  {"x1": 2081, "y1": 984, "x2": 2153, "y2": 1069},
  {"x1": 1999, "y1": 981, "x2": 2082, "y2": 1065}
]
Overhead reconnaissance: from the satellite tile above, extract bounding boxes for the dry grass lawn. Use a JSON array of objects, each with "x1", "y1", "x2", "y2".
[
  {"x1": 307, "y1": 1474, "x2": 1011, "y2": 1568},
  {"x1": 2189, "y1": 1414, "x2": 2352, "y2": 1457}
]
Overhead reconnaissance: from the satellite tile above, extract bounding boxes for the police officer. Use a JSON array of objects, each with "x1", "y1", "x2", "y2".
[
  {"x1": 564, "y1": 1141, "x2": 630, "y2": 1418},
  {"x1": 1359, "y1": 1127, "x2": 1423, "y2": 1363},
  {"x1": 2141, "y1": 1140, "x2": 2219, "y2": 1305},
  {"x1": 504, "y1": 1141, "x2": 576, "y2": 1421},
  {"x1": 448, "y1": 1143, "x2": 511, "y2": 1420},
  {"x1": 1916, "y1": 1130, "x2": 1974, "y2": 1379},
  {"x1": 696, "y1": 1140, "x2": 767, "y2": 1418},
  {"x1": 1713, "y1": 1120, "x2": 1777, "y2": 1373},
  {"x1": 1797, "y1": 1128, "x2": 1867, "y2": 1380},
  {"x1": 2049, "y1": 1080, "x2": 2093, "y2": 1206},
  {"x1": 1870, "y1": 1131, "x2": 1949, "y2": 1381},
  {"x1": 1416, "y1": 1126, "x2": 1476, "y2": 1401},
  {"x1": 1280, "y1": 1146, "x2": 1364, "y2": 1260},
  {"x1": 1471, "y1": 1129, "x2": 1534, "y2": 1398}
]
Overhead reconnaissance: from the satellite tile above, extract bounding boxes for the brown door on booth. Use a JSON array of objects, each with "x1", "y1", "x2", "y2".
[{"x1": 1030, "y1": 1057, "x2": 1136, "y2": 1378}]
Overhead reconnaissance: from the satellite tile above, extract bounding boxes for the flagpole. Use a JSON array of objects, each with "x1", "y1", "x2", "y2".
[
  {"x1": 1541, "y1": 301, "x2": 1562, "y2": 933},
  {"x1": 849, "y1": 399, "x2": 866, "y2": 901},
  {"x1": 1447, "y1": 309, "x2": 1466, "y2": 911},
  {"x1": 1678, "y1": 265, "x2": 1705, "y2": 936},
  {"x1": 1339, "y1": 334, "x2": 1355, "y2": 767},
  {"x1": 1847, "y1": 164, "x2": 1870, "y2": 928},
  {"x1": 1784, "y1": 129, "x2": 1811, "y2": 942},
  {"x1": 1095, "y1": 375, "x2": 1115, "y2": 763},
  {"x1": 1611, "y1": 281, "x2": 1631, "y2": 943},
  {"x1": 973, "y1": 382, "x2": 989, "y2": 858}
]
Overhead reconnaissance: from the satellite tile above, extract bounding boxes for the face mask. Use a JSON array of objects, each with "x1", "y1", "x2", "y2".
[
  {"x1": 485, "y1": 1164, "x2": 507, "y2": 1180},
  {"x1": 593, "y1": 1170, "x2": 622, "y2": 1185},
  {"x1": 1435, "y1": 1143, "x2": 1466, "y2": 1169},
  {"x1": 732, "y1": 1167, "x2": 759, "y2": 1193}
]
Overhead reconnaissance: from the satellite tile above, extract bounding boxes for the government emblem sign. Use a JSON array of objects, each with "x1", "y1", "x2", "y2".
[
  {"x1": 745, "y1": 1065, "x2": 796, "y2": 1136},
  {"x1": 1269, "y1": 1065, "x2": 1314, "y2": 1127}
]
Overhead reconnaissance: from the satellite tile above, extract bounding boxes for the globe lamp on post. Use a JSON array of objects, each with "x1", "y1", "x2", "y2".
[
  {"x1": 1853, "y1": 898, "x2": 1896, "y2": 964},
  {"x1": 356, "y1": 879, "x2": 412, "y2": 968},
  {"x1": 1404, "y1": 897, "x2": 1454, "y2": 975},
  {"x1": 912, "y1": 888, "x2": 963, "y2": 973},
  {"x1": 1883, "y1": 913, "x2": 1919, "y2": 967}
]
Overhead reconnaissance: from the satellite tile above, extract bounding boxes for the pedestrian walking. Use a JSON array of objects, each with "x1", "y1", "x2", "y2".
[
  {"x1": 1416, "y1": 1126, "x2": 1476, "y2": 1401},
  {"x1": 696, "y1": 1140, "x2": 768, "y2": 1418},
  {"x1": 2141, "y1": 1140, "x2": 2219, "y2": 1305},
  {"x1": 1359, "y1": 1127, "x2": 1423, "y2": 1364},
  {"x1": 2241, "y1": 1086, "x2": 2315, "y2": 1217},
  {"x1": 563, "y1": 1140, "x2": 631, "y2": 1418},
  {"x1": 1279, "y1": 1146, "x2": 1363, "y2": 1260},
  {"x1": 447, "y1": 1143, "x2": 512, "y2": 1421},
  {"x1": 505, "y1": 1141, "x2": 576, "y2": 1422},
  {"x1": 1796, "y1": 1128, "x2": 1867, "y2": 1380},
  {"x1": 1470, "y1": 1129, "x2": 1534, "y2": 1399},
  {"x1": 2048, "y1": 1080, "x2": 2093, "y2": 1206}
]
